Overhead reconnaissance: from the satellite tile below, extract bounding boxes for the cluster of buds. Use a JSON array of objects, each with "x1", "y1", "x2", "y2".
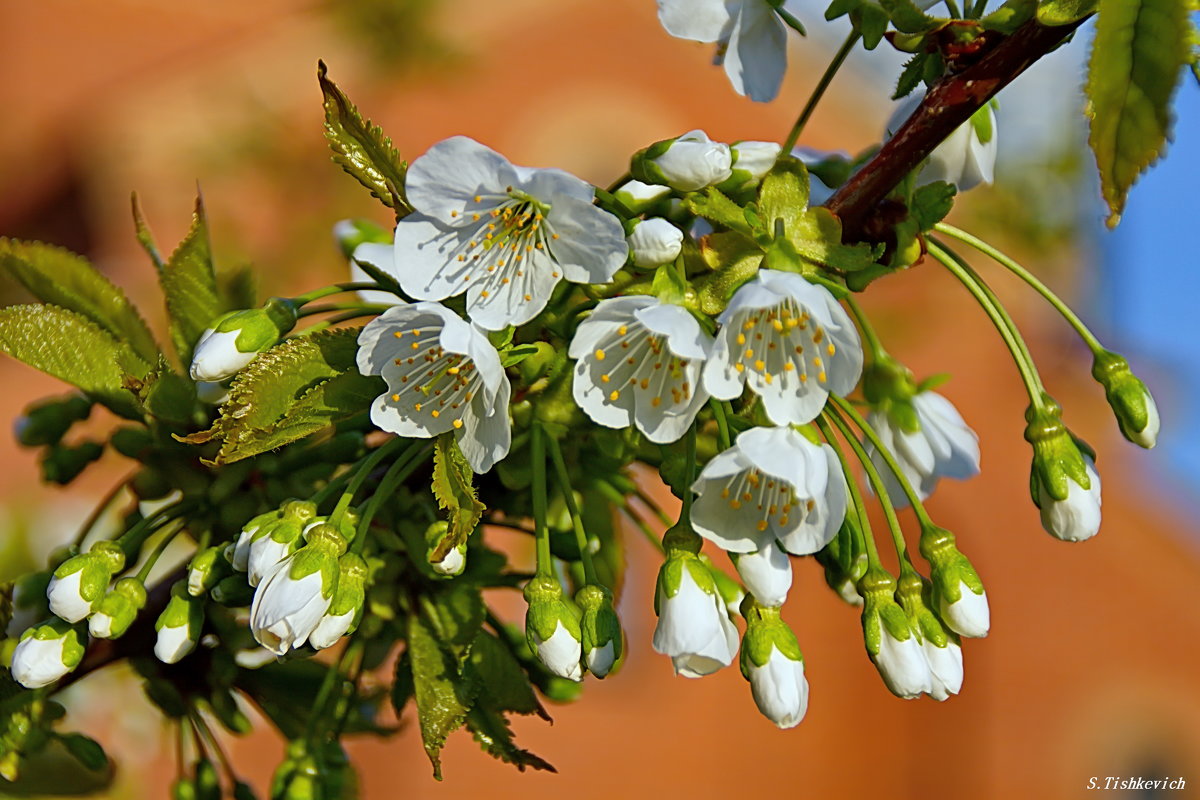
[{"x1": 524, "y1": 576, "x2": 623, "y2": 682}]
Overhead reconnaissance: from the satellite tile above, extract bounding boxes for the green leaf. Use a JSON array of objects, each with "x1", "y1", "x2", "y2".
[
  {"x1": 138, "y1": 357, "x2": 198, "y2": 425},
  {"x1": 910, "y1": 181, "x2": 957, "y2": 231},
  {"x1": 184, "y1": 327, "x2": 382, "y2": 463},
  {"x1": 464, "y1": 705, "x2": 555, "y2": 774},
  {"x1": 216, "y1": 263, "x2": 258, "y2": 313},
  {"x1": 157, "y1": 195, "x2": 222, "y2": 366},
  {"x1": 879, "y1": 0, "x2": 937, "y2": 33},
  {"x1": 318, "y1": 61, "x2": 412, "y2": 215},
  {"x1": 788, "y1": 207, "x2": 882, "y2": 273},
  {"x1": 58, "y1": 733, "x2": 108, "y2": 773},
  {"x1": 757, "y1": 158, "x2": 811, "y2": 236},
  {"x1": 894, "y1": 54, "x2": 929, "y2": 99},
  {"x1": 694, "y1": 231, "x2": 764, "y2": 315},
  {"x1": 0, "y1": 305, "x2": 144, "y2": 418},
  {"x1": 0, "y1": 239, "x2": 159, "y2": 363},
  {"x1": 1086, "y1": 0, "x2": 1189, "y2": 227},
  {"x1": 422, "y1": 582, "x2": 486, "y2": 665},
  {"x1": 429, "y1": 434, "x2": 485, "y2": 562},
  {"x1": 468, "y1": 631, "x2": 542, "y2": 716},
  {"x1": 980, "y1": 0, "x2": 1037, "y2": 33},
  {"x1": 408, "y1": 609, "x2": 478, "y2": 780},
  {"x1": 682, "y1": 187, "x2": 755, "y2": 236},
  {"x1": 1037, "y1": 0, "x2": 1096, "y2": 25}
]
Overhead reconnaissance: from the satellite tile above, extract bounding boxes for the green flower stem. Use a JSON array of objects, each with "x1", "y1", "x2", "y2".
[
  {"x1": 291, "y1": 282, "x2": 383, "y2": 306},
  {"x1": 531, "y1": 423, "x2": 553, "y2": 579},
  {"x1": 296, "y1": 301, "x2": 392, "y2": 320},
  {"x1": 73, "y1": 472, "x2": 136, "y2": 549},
  {"x1": 813, "y1": 414, "x2": 883, "y2": 569},
  {"x1": 331, "y1": 638, "x2": 368, "y2": 739},
  {"x1": 782, "y1": 31, "x2": 860, "y2": 154},
  {"x1": 927, "y1": 240, "x2": 1047, "y2": 412},
  {"x1": 605, "y1": 171, "x2": 633, "y2": 194},
  {"x1": 304, "y1": 638, "x2": 361, "y2": 745},
  {"x1": 968, "y1": 0, "x2": 987, "y2": 18},
  {"x1": 708, "y1": 398, "x2": 733, "y2": 451},
  {"x1": 595, "y1": 481, "x2": 665, "y2": 554},
  {"x1": 134, "y1": 520, "x2": 186, "y2": 583},
  {"x1": 189, "y1": 710, "x2": 238, "y2": 788},
  {"x1": 824, "y1": 404, "x2": 912, "y2": 567},
  {"x1": 310, "y1": 466, "x2": 357, "y2": 508},
  {"x1": 943, "y1": 0, "x2": 962, "y2": 17},
  {"x1": 298, "y1": 309, "x2": 389, "y2": 335},
  {"x1": 844, "y1": 295, "x2": 886, "y2": 362},
  {"x1": 330, "y1": 437, "x2": 407, "y2": 529},
  {"x1": 935, "y1": 223, "x2": 1105, "y2": 354},
  {"x1": 353, "y1": 441, "x2": 431, "y2": 555},
  {"x1": 115, "y1": 502, "x2": 190, "y2": 564},
  {"x1": 681, "y1": 423, "x2": 697, "y2": 524},
  {"x1": 543, "y1": 429, "x2": 600, "y2": 586},
  {"x1": 774, "y1": 5, "x2": 808, "y2": 36},
  {"x1": 829, "y1": 394, "x2": 934, "y2": 529}
]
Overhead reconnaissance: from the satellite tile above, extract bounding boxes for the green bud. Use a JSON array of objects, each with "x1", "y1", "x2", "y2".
[
  {"x1": 155, "y1": 582, "x2": 204, "y2": 664},
  {"x1": 919, "y1": 526, "x2": 990, "y2": 638},
  {"x1": 191, "y1": 299, "x2": 299, "y2": 382},
  {"x1": 738, "y1": 600, "x2": 803, "y2": 678},
  {"x1": 576, "y1": 584, "x2": 622, "y2": 678},
  {"x1": 14, "y1": 394, "x2": 91, "y2": 447},
  {"x1": 523, "y1": 575, "x2": 583, "y2": 681},
  {"x1": 172, "y1": 777, "x2": 198, "y2": 800},
  {"x1": 88, "y1": 577, "x2": 147, "y2": 639},
  {"x1": 1024, "y1": 401, "x2": 1093, "y2": 504},
  {"x1": 1092, "y1": 350, "x2": 1159, "y2": 448},
  {"x1": 211, "y1": 575, "x2": 254, "y2": 607},
  {"x1": 40, "y1": 441, "x2": 104, "y2": 485},
  {"x1": 188, "y1": 546, "x2": 231, "y2": 597},
  {"x1": 194, "y1": 758, "x2": 220, "y2": 800}
]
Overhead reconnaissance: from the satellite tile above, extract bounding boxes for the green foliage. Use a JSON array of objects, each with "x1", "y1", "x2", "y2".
[
  {"x1": 407, "y1": 608, "x2": 477, "y2": 780},
  {"x1": 878, "y1": 0, "x2": 937, "y2": 34},
  {"x1": 430, "y1": 434, "x2": 486, "y2": 562},
  {"x1": 185, "y1": 328, "x2": 383, "y2": 463},
  {"x1": 1037, "y1": 0, "x2": 1097, "y2": 24},
  {"x1": 0, "y1": 305, "x2": 146, "y2": 418},
  {"x1": 318, "y1": 61, "x2": 412, "y2": 216},
  {"x1": 980, "y1": 0, "x2": 1037, "y2": 33},
  {"x1": 911, "y1": 182, "x2": 958, "y2": 231},
  {"x1": 1086, "y1": 0, "x2": 1190, "y2": 226},
  {"x1": 0, "y1": 239, "x2": 159, "y2": 363}
]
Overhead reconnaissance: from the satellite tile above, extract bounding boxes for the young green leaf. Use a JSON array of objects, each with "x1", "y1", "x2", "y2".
[
  {"x1": 422, "y1": 582, "x2": 486, "y2": 665},
  {"x1": 980, "y1": 0, "x2": 1037, "y2": 33},
  {"x1": 788, "y1": 207, "x2": 882, "y2": 273},
  {"x1": 464, "y1": 705, "x2": 555, "y2": 773},
  {"x1": 430, "y1": 433, "x2": 486, "y2": 562},
  {"x1": 757, "y1": 158, "x2": 811, "y2": 236},
  {"x1": 910, "y1": 181, "x2": 957, "y2": 231},
  {"x1": 318, "y1": 61, "x2": 412, "y2": 216},
  {"x1": 158, "y1": 196, "x2": 222, "y2": 366},
  {"x1": 469, "y1": 631, "x2": 543, "y2": 716},
  {"x1": 694, "y1": 231, "x2": 765, "y2": 315},
  {"x1": 879, "y1": 0, "x2": 937, "y2": 34},
  {"x1": 0, "y1": 239, "x2": 159, "y2": 363},
  {"x1": 408, "y1": 609, "x2": 478, "y2": 780},
  {"x1": 1036, "y1": 0, "x2": 1096, "y2": 25},
  {"x1": 0, "y1": 305, "x2": 145, "y2": 418},
  {"x1": 682, "y1": 187, "x2": 756, "y2": 236},
  {"x1": 1087, "y1": 0, "x2": 1189, "y2": 227}
]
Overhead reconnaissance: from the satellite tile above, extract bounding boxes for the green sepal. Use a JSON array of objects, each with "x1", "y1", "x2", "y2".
[
  {"x1": 1024, "y1": 403, "x2": 1092, "y2": 503},
  {"x1": 694, "y1": 230, "x2": 765, "y2": 316},
  {"x1": 155, "y1": 582, "x2": 204, "y2": 636},
  {"x1": 919, "y1": 526, "x2": 986, "y2": 608},
  {"x1": 14, "y1": 394, "x2": 92, "y2": 448},
  {"x1": 895, "y1": 569, "x2": 948, "y2": 648},
  {"x1": 700, "y1": 554, "x2": 745, "y2": 613},
  {"x1": 1091, "y1": 349, "x2": 1156, "y2": 445},
  {"x1": 651, "y1": 263, "x2": 688, "y2": 306},
  {"x1": 910, "y1": 181, "x2": 957, "y2": 231},
  {"x1": 879, "y1": 0, "x2": 938, "y2": 34},
  {"x1": 522, "y1": 576, "x2": 582, "y2": 646},
  {"x1": 682, "y1": 187, "x2": 756, "y2": 236},
  {"x1": 739, "y1": 602, "x2": 803, "y2": 676},
  {"x1": 980, "y1": 0, "x2": 1036, "y2": 33},
  {"x1": 575, "y1": 584, "x2": 623, "y2": 671},
  {"x1": 188, "y1": 546, "x2": 230, "y2": 597},
  {"x1": 90, "y1": 578, "x2": 147, "y2": 639},
  {"x1": 858, "y1": 568, "x2": 911, "y2": 656},
  {"x1": 288, "y1": 525, "x2": 348, "y2": 598}
]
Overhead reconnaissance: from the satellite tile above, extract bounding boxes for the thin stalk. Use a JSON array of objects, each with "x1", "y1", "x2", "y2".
[
  {"x1": 927, "y1": 241, "x2": 1047, "y2": 412},
  {"x1": 813, "y1": 415, "x2": 883, "y2": 568},
  {"x1": 331, "y1": 639, "x2": 367, "y2": 738},
  {"x1": 330, "y1": 438, "x2": 406, "y2": 529},
  {"x1": 844, "y1": 295, "x2": 886, "y2": 360},
  {"x1": 935, "y1": 223, "x2": 1104, "y2": 353},
  {"x1": 943, "y1": 0, "x2": 962, "y2": 16},
  {"x1": 134, "y1": 520, "x2": 186, "y2": 583},
  {"x1": 708, "y1": 398, "x2": 732, "y2": 451},
  {"x1": 116, "y1": 502, "x2": 189, "y2": 564},
  {"x1": 543, "y1": 429, "x2": 599, "y2": 585},
  {"x1": 830, "y1": 395, "x2": 933, "y2": 529},
  {"x1": 595, "y1": 480, "x2": 665, "y2": 553},
  {"x1": 531, "y1": 424, "x2": 553, "y2": 578},
  {"x1": 296, "y1": 301, "x2": 391, "y2": 319},
  {"x1": 291, "y1": 282, "x2": 383, "y2": 305},
  {"x1": 73, "y1": 474, "x2": 135, "y2": 549},
  {"x1": 782, "y1": 31, "x2": 860, "y2": 153},
  {"x1": 352, "y1": 441, "x2": 431, "y2": 554},
  {"x1": 190, "y1": 711, "x2": 238, "y2": 788},
  {"x1": 968, "y1": 0, "x2": 988, "y2": 18},
  {"x1": 681, "y1": 424, "x2": 697, "y2": 524},
  {"x1": 824, "y1": 405, "x2": 911, "y2": 565},
  {"x1": 309, "y1": 466, "x2": 356, "y2": 508}
]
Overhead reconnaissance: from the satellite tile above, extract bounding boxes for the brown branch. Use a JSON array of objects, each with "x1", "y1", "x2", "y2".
[{"x1": 826, "y1": 16, "x2": 1090, "y2": 241}]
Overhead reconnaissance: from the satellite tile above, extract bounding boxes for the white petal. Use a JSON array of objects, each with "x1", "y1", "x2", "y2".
[
  {"x1": 635, "y1": 302, "x2": 711, "y2": 361},
  {"x1": 732, "y1": 540, "x2": 792, "y2": 607},
  {"x1": 388, "y1": 215, "x2": 481, "y2": 303},
  {"x1": 628, "y1": 218, "x2": 684, "y2": 267},
  {"x1": 723, "y1": 0, "x2": 788, "y2": 103},
  {"x1": 250, "y1": 566, "x2": 331, "y2": 656},
  {"x1": 309, "y1": 610, "x2": 356, "y2": 651},
  {"x1": 48, "y1": 571, "x2": 93, "y2": 623},
  {"x1": 455, "y1": 374, "x2": 512, "y2": 473},
  {"x1": 586, "y1": 641, "x2": 617, "y2": 678},
  {"x1": 11, "y1": 636, "x2": 71, "y2": 688},
  {"x1": 155, "y1": 624, "x2": 197, "y2": 664},
  {"x1": 652, "y1": 569, "x2": 738, "y2": 676},
  {"x1": 656, "y1": 0, "x2": 732, "y2": 42},
  {"x1": 923, "y1": 639, "x2": 964, "y2": 701},
  {"x1": 514, "y1": 165, "x2": 596, "y2": 206},
  {"x1": 1040, "y1": 460, "x2": 1102, "y2": 542},
  {"x1": 404, "y1": 136, "x2": 517, "y2": 222},
  {"x1": 535, "y1": 621, "x2": 583, "y2": 681},
  {"x1": 347, "y1": 257, "x2": 401, "y2": 306},
  {"x1": 749, "y1": 648, "x2": 809, "y2": 728},
  {"x1": 190, "y1": 330, "x2": 257, "y2": 382},
  {"x1": 943, "y1": 585, "x2": 990, "y2": 638},
  {"x1": 874, "y1": 624, "x2": 932, "y2": 699},
  {"x1": 544, "y1": 195, "x2": 628, "y2": 285},
  {"x1": 432, "y1": 547, "x2": 466, "y2": 576}
]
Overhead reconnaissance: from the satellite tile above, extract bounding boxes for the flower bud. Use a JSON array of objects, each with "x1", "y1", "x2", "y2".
[
  {"x1": 887, "y1": 96, "x2": 996, "y2": 191},
  {"x1": 88, "y1": 577, "x2": 147, "y2": 639},
  {"x1": 1092, "y1": 350, "x2": 1159, "y2": 449},
  {"x1": 575, "y1": 584, "x2": 622, "y2": 678},
  {"x1": 626, "y1": 218, "x2": 684, "y2": 268},
  {"x1": 250, "y1": 523, "x2": 346, "y2": 655},
  {"x1": 919, "y1": 526, "x2": 990, "y2": 638},
  {"x1": 652, "y1": 545, "x2": 739, "y2": 678},
  {"x1": 189, "y1": 298, "x2": 298, "y2": 382},
  {"x1": 230, "y1": 508, "x2": 284, "y2": 572},
  {"x1": 632, "y1": 130, "x2": 733, "y2": 192},
  {"x1": 309, "y1": 553, "x2": 368, "y2": 650},
  {"x1": 720, "y1": 141, "x2": 781, "y2": 190},
  {"x1": 613, "y1": 179, "x2": 672, "y2": 215},
  {"x1": 47, "y1": 541, "x2": 125, "y2": 623},
  {"x1": 739, "y1": 601, "x2": 808, "y2": 728},
  {"x1": 9, "y1": 618, "x2": 87, "y2": 688},
  {"x1": 188, "y1": 545, "x2": 231, "y2": 597},
  {"x1": 1026, "y1": 406, "x2": 1102, "y2": 542},
  {"x1": 730, "y1": 539, "x2": 792, "y2": 608},
  {"x1": 424, "y1": 521, "x2": 466, "y2": 577},
  {"x1": 523, "y1": 575, "x2": 583, "y2": 681},
  {"x1": 247, "y1": 501, "x2": 318, "y2": 587},
  {"x1": 14, "y1": 394, "x2": 91, "y2": 448},
  {"x1": 859, "y1": 568, "x2": 931, "y2": 699},
  {"x1": 195, "y1": 381, "x2": 231, "y2": 406},
  {"x1": 896, "y1": 569, "x2": 963, "y2": 701},
  {"x1": 155, "y1": 582, "x2": 204, "y2": 663}
]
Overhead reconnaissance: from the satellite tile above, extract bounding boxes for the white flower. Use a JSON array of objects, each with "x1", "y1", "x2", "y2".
[
  {"x1": 704, "y1": 270, "x2": 863, "y2": 425},
  {"x1": 88, "y1": 612, "x2": 114, "y2": 639},
  {"x1": 308, "y1": 610, "x2": 356, "y2": 651},
  {"x1": 657, "y1": 0, "x2": 787, "y2": 102},
  {"x1": 923, "y1": 638, "x2": 964, "y2": 702},
  {"x1": 871, "y1": 616, "x2": 932, "y2": 699},
  {"x1": 1038, "y1": 456, "x2": 1102, "y2": 542},
  {"x1": 627, "y1": 218, "x2": 684, "y2": 267},
  {"x1": 639, "y1": 130, "x2": 733, "y2": 192},
  {"x1": 887, "y1": 95, "x2": 997, "y2": 191},
  {"x1": 354, "y1": 136, "x2": 626, "y2": 331},
  {"x1": 731, "y1": 539, "x2": 793, "y2": 607},
  {"x1": 728, "y1": 141, "x2": 782, "y2": 184},
  {"x1": 250, "y1": 558, "x2": 333, "y2": 656},
  {"x1": 190, "y1": 330, "x2": 255, "y2": 382},
  {"x1": 570, "y1": 296, "x2": 711, "y2": 444},
  {"x1": 691, "y1": 426, "x2": 847, "y2": 556},
  {"x1": 155, "y1": 622, "x2": 198, "y2": 664},
  {"x1": 10, "y1": 623, "x2": 84, "y2": 689},
  {"x1": 358, "y1": 302, "x2": 511, "y2": 473},
  {"x1": 866, "y1": 390, "x2": 980, "y2": 507},
  {"x1": 748, "y1": 645, "x2": 809, "y2": 728},
  {"x1": 47, "y1": 570, "x2": 93, "y2": 624},
  {"x1": 940, "y1": 582, "x2": 990, "y2": 638},
  {"x1": 531, "y1": 621, "x2": 584, "y2": 682},
  {"x1": 234, "y1": 646, "x2": 278, "y2": 669},
  {"x1": 247, "y1": 523, "x2": 303, "y2": 588},
  {"x1": 653, "y1": 556, "x2": 739, "y2": 677}
]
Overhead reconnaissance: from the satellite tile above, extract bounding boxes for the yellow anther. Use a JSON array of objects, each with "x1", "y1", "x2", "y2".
[
  {"x1": 730, "y1": 500, "x2": 741, "y2": 509},
  {"x1": 640, "y1": 379, "x2": 649, "y2": 389},
  {"x1": 411, "y1": 342, "x2": 419, "y2": 350},
  {"x1": 415, "y1": 403, "x2": 423, "y2": 411},
  {"x1": 721, "y1": 488, "x2": 730, "y2": 499},
  {"x1": 390, "y1": 393, "x2": 400, "y2": 402},
  {"x1": 744, "y1": 349, "x2": 754, "y2": 359},
  {"x1": 737, "y1": 333, "x2": 746, "y2": 345},
  {"x1": 473, "y1": 194, "x2": 482, "y2": 203},
  {"x1": 451, "y1": 210, "x2": 459, "y2": 217},
  {"x1": 618, "y1": 325, "x2": 628, "y2": 336},
  {"x1": 524, "y1": 294, "x2": 532, "y2": 301},
  {"x1": 393, "y1": 331, "x2": 403, "y2": 338},
  {"x1": 735, "y1": 363, "x2": 745, "y2": 373},
  {"x1": 601, "y1": 374, "x2": 610, "y2": 383},
  {"x1": 431, "y1": 409, "x2": 440, "y2": 418},
  {"x1": 481, "y1": 290, "x2": 490, "y2": 298},
  {"x1": 757, "y1": 520, "x2": 768, "y2": 532},
  {"x1": 652, "y1": 397, "x2": 661, "y2": 407},
  {"x1": 453, "y1": 419, "x2": 463, "y2": 429},
  {"x1": 754, "y1": 359, "x2": 765, "y2": 371},
  {"x1": 595, "y1": 349, "x2": 606, "y2": 361},
  {"x1": 827, "y1": 343, "x2": 836, "y2": 356},
  {"x1": 772, "y1": 319, "x2": 784, "y2": 332},
  {"x1": 818, "y1": 371, "x2": 827, "y2": 382},
  {"x1": 447, "y1": 366, "x2": 460, "y2": 375},
  {"x1": 610, "y1": 390, "x2": 620, "y2": 401}
]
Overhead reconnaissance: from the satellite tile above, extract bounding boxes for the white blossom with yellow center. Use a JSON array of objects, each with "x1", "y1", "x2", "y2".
[
  {"x1": 691, "y1": 426, "x2": 847, "y2": 556},
  {"x1": 354, "y1": 136, "x2": 627, "y2": 331},
  {"x1": 569, "y1": 296, "x2": 711, "y2": 444},
  {"x1": 703, "y1": 270, "x2": 863, "y2": 425},
  {"x1": 357, "y1": 302, "x2": 511, "y2": 473}
]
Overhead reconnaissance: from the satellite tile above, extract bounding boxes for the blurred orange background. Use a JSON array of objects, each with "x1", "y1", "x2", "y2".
[{"x1": 1, "y1": 1, "x2": 1198, "y2": 799}]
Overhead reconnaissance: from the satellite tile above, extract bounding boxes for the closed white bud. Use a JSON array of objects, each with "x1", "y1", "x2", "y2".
[
  {"x1": 627, "y1": 218, "x2": 684, "y2": 267},
  {"x1": 636, "y1": 130, "x2": 732, "y2": 192},
  {"x1": 1039, "y1": 457, "x2": 1102, "y2": 542},
  {"x1": 10, "y1": 621, "x2": 86, "y2": 689},
  {"x1": 923, "y1": 638, "x2": 964, "y2": 702}
]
